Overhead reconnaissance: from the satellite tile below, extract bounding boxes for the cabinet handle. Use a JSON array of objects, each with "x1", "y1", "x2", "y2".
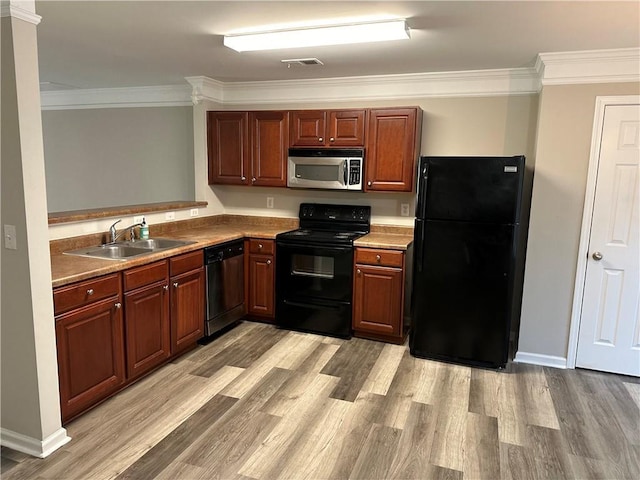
[
  {"x1": 376, "y1": 254, "x2": 381, "y2": 262},
  {"x1": 318, "y1": 137, "x2": 323, "y2": 142},
  {"x1": 266, "y1": 259, "x2": 272, "y2": 265},
  {"x1": 258, "y1": 243, "x2": 263, "y2": 249},
  {"x1": 163, "y1": 285, "x2": 169, "y2": 291},
  {"x1": 330, "y1": 137, "x2": 335, "y2": 142},
  {"x1": 86, "y1": 288, "x2": 94, "y2": 296},
  {"x1": 357, "y1": 269, "x2": 362, "y2": 275},
  {"x1": 173, "y1": 282, "x2": 179, "y2": 288},
  {"x1": 114, "y1": 302, "x2": 122, "y2": 309},
  {"x1": 252, "y1": 177, "x2": 256, "y2": 183},
  {"x1": 367, "y1": 181, "x2": 372, "y2": 187},
  {"x1": 241, "y1": 176, "x2": 246, "y2": 181}
]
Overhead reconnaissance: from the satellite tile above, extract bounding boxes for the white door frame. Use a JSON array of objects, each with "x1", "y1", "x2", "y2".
[{"x1": 567, "y1": 95, "x2": 640, "y2": 369}]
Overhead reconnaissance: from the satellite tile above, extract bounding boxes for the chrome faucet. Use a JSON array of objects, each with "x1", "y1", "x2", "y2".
[{"x1": 108, "y1": 219, "x2": 143, "y2": 244}]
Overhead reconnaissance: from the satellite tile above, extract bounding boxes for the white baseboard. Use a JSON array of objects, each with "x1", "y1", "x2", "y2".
[
  {"x1": 1, "y1": 427, "x2": 71, "y2": 458},
  {"x1": 514, "y1": 351, "x2": 568, "y2": 369}
]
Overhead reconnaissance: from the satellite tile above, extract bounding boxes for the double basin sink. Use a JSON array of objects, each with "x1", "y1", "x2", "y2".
[{"x1": 64, "y1": 238, "x2": 196, "y2": 261}]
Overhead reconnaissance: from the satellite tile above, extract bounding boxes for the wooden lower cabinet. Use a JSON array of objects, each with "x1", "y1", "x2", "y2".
[
  {"x1": 170, "y1": 267, "x2": 205, "y2": 355},
  {"x1": 55, "y1": 295, "x2": 126, "y2": 422},
  {"x1": 247, "y1": 239, "x2": 275, "y2": 320},
  {"x1": 54, "y1": 251, "x2": 205, "y2": 423},
  {"x1": 352, "y1": 247, "x2": 407, "y2": 344},
  {"x1": 124, "y1": 281, "x2": 170, "y2": 380}
]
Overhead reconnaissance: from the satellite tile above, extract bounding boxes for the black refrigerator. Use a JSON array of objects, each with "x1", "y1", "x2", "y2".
[{"x1": 410, "y1": 155, "x2": 531, "y2": 369}]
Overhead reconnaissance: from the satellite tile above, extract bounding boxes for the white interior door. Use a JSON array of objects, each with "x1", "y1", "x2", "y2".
[{"x1": 576, "y1": 103, "x2": 640, "y2": 376}]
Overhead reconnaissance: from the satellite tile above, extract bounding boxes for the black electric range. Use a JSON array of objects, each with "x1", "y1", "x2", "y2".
[{"x1": 275, "y1": 203, "x2": 371, "y2": 338}]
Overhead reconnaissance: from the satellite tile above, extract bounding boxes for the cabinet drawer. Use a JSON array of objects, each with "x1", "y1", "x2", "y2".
[
  {"x1": 355, "y1": 248, "x2": 403, "y2": 268},
  {"x1": 54, "y1": 273, "x2": 121, "y2": 316},
  {"x1": 123, "y1": 260, "x2": 168, "y2": 292},
  {"x1": 170, "y1": 250, "x2": 203, "y2": 277},
  {"x1": 249, "y1": 239, "x2": 275, "y2": 255}
]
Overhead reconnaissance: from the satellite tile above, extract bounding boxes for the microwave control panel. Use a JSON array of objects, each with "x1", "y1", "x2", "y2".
[{"x1": 349, "y1": 159, "x2": 361, "y2": 186}]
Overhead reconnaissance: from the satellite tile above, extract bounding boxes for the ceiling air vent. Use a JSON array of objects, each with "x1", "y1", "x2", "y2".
[{"x1": 281, "y1": 58, "x2": 324, "y2": 67}]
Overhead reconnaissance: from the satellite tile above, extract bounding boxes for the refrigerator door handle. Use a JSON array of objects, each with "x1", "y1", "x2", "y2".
[
  {"x1": 414, "y1": 220, "x2": 425, "y2": 273},
  {"x1": 416, "y1": 159, "x2": 429, "y2": 219}
]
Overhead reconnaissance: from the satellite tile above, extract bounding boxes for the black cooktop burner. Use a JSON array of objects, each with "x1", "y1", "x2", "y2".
[{"x1": 276, "y1": 203, "x2": 371, "y2": 247}]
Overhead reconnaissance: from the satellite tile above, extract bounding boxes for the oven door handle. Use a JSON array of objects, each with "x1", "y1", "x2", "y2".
[
  {"x1": 283, "y1": 299, "x2": 343, "y2": 311},
  {"x1": 276, "y1": 241, "x2": 354, "y2": 252}
]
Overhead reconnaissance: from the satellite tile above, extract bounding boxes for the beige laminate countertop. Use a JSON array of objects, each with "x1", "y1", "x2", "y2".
[
  {"x1": 51, "y1": 223, "x2": 414, "y2": 288},
  {"x1": 51, "y1": 223, "x2": 294, "y2": 288},
  {"x1": 354, "y1": 233, "x2": 414, "y2": 251}
]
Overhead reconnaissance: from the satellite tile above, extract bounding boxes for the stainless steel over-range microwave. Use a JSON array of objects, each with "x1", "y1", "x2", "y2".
[{"x1": 287, "y1": 148, "x2": 363, "y2": 191}]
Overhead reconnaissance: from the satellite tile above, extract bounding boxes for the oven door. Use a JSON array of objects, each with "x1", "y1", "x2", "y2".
[
  {"x1": 276, "y1": 241, "x2": 354, "y2": 338},
  {"x1": 276, "y1": 241, "x2": 353, "y2": 303}
]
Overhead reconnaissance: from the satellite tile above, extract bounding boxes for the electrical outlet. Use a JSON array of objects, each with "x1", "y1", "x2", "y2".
[
  {"x1": 266, "y1": 197, "x2": 274, "y2": 209},
  {"x1": 400, "y1": 203, "x2": 410, "y2": 217},
  {"x1": 4, "y1": 224, "x2": 17, "y2": 250},
  {"x1": 133, "y1": 215, "x2": 144, "y2": 224},
  {"x1": 165, "y1": 211, "x2": 175, "y2": 220},
  {"x1": 190, "y1": 208, "x2": 199, "y2": 217}
]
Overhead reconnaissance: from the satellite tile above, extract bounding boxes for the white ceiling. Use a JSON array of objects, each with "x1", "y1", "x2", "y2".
[{"x1": 35, "y1": 1, "x2": 640, "y2": 90}]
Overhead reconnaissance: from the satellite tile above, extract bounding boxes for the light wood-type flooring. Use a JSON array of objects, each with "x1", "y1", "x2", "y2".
[{"x1": 2, "y1": 321, "x2": 639, "y2": 479}]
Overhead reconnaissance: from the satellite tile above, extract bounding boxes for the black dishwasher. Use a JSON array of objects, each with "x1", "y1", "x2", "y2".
[{"x1": 204, "y1": 240, "x2": 245, "y2": 336}]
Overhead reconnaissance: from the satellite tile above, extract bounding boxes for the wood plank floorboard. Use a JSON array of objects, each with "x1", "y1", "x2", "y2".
[{"x1": 3, "y1": 321, "x2": 639, "y2": 480}]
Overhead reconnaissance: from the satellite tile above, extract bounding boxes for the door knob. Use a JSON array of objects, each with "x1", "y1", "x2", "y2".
[{"x1": 592, "y1": 251, "x2": 603, "y2": 261}]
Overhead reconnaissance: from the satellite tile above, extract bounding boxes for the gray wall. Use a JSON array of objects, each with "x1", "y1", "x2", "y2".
[
  {"x1": 42, "y1": 106, "x2": 195, "y2": 212},
  {"x1": 519, "y1": 81, "x2": 640, "y2": 359}
]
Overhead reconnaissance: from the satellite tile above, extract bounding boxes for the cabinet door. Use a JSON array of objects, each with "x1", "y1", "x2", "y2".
[
  {"x1": 207, "y1": 111, "x2": 250, "y2": 185},
  {"x1": 365, "y1": 107, "x2": 421, "y2": 192},
  {"x1": 124, "y1": 282, "x2": 170, "y2": 380},
  {"x1": 251, "y1": 111, "x2": 289, "y2": 187},
  {"x1": 328, "y1": 109, "x2": 366, "y2": 146},
  {"x1": 171, "y1": 267, "x2": 205, "y2": 355},
  {"x1": 290, "y1": 111, "x2": 326, "y2": 147},
  {"x1": 248, "y1": 253, "x2": 275, "y2": 318},
  {"x1": 353, "y1": 264, "x2": 403, "y2": 336},
  {"x1": 55, "y1": 297, "x2": 125, "y2": 422}
]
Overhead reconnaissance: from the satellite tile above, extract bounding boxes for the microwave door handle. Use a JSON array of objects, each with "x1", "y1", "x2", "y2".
[{"x1": 343, "y1": 160, "x2": 348, "y2": 185}]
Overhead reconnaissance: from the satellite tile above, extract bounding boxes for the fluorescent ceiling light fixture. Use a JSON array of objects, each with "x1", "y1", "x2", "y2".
[{"x1": 224, "y1": 19, "x2": 410, "y2": 52}]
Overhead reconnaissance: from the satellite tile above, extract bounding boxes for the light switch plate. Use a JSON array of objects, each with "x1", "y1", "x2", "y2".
[
  {"x1": 4, "y1": 224, "x2": 17, "y2": 250},
  {"x1": 190, "y1": 208, "x2": 199, "y2": 217},
  {"x1": 165, "y1": 211, "x2": 175, "y2": 220},
  {"x1": 400, "y1": 203, "x2": 410, "y2": 217},
  {"x1": 267, "y1": 197, "x2": 274, "y2": 209}
]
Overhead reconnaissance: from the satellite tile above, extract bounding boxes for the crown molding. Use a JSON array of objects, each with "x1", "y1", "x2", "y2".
[
  {"x1": 40, "y1": 85, "x2": 192, "y2": 110},
  {"x1": 185, "y1": 76, "x2": 224, "y2": 104},
  {"x1": 217, "y1": 68, "x2": 539, "y2": 105},
  {"x1": 0, "y1": 0, "x2": 41, "y2": 25},
  {"x1": 537, "y1": 48, "x2": 640, "y2": 85}
]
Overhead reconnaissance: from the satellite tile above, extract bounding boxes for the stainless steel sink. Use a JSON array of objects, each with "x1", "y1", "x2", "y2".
[
  {"x1": 63, "y1": 237, "x2": 195, "y2": 261},
  {"x1": 65, "y1": 244, "x2": 154, "y2": 261},
  {"x1": 126, "y1": 238, "x2": 194, "y2": 250}
]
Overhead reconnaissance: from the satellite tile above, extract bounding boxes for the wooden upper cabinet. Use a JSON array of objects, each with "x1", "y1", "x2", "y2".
[
  {"x1": 328, "y1": 110, "x2": 366, "y2": 146},
  {"x1": 207, "y1": 111, "x2": 249, "y2": 185},
  {"x1": 289, "y1": 110, "x2": 326, "y2": 146},
  {"x1": 365, "y1": 107, "x2": 423, "y2": 192},
  {"x1": 290, "y1": 109, "x2": 366, "y2": 147},
  {"x1": 250, "y1": 111, "x2": 289, "y2": 187}
]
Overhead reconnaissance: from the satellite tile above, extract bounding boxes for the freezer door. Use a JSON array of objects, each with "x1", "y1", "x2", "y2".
[
  {"x1": 422, "y1": 156, "x2": 524, "y2": 223},
  {"x1": 410, "y1": 220, "x2": 517, "y2": 368}
]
